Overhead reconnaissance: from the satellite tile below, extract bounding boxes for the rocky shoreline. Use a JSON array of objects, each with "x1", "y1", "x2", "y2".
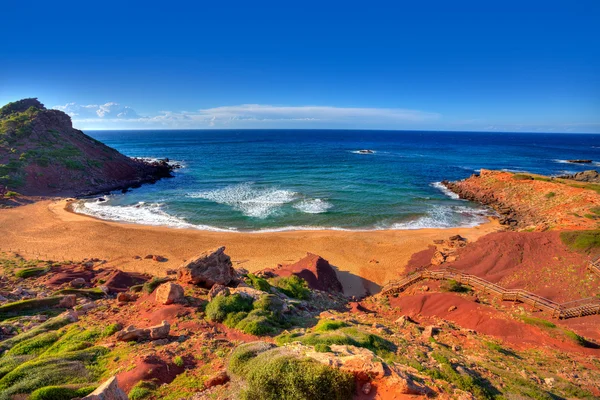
[{"x1": 443, "y1": 169, "x2": 600, "y2": 230}]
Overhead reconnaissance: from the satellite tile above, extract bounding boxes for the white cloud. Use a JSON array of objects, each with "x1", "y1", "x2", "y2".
[
  {"x1": 53, "y1": 102, "x2": 140, "y2": 120},
  {"x1": 53, "y1": 102, "x2": 440, "y2": 129}
]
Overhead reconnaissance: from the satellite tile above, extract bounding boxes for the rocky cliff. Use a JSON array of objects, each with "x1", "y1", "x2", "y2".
[
  {"x1": 0, "y1": 98, "x2": 174, "y2": 196},
  {"x1": 443, "y1": 169, "x2": 600, "y2": 230}
]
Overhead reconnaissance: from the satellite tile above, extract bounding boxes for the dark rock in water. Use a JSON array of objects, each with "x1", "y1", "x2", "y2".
[
  {"x1": 357, "y1": 149, "x2": 375, "y2": 154},
  {"x1": 566, "y1": 159, "x2": 592, "y2": 164},
  {"x1": 558, "y1": 170, "x2": 600, "y2": 183}
]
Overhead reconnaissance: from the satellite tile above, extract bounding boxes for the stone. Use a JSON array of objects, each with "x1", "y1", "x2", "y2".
[
  {"x1": 152, "y1": 255, "x2": 167, "y2": 262},
  {"x1": 58, "y1": 294, "x2": 77, "y2": 308},
  {"x1": 82, "y1": 376, "x2": 128, "y2": 400},
  {"x1": 448, "y1": 305, "x2": 457, "y2": 312},
  {"x1": 115, "y1": 325, "x2": 147, "y2": 342},
  {"x1": 77, "y1": 301, "x2": 98, "y2": 314},
  {"x1": 422, "y1": 325, "x2": 438, "y2": 339},
  {"x1": 177, "y1": 247, "x2": 235, "y2": 287},
  {"x1": 117, "y1": 292, "x2": 136, "y2": 303},
  {"x1": 149, "y1": 320, "x2": 170, "y2": 340},
  {"x1": 430, "y1": 251, "x2": 446, "y2": 266},
  {"x1": 155, "y1": 282, "x2": 185, "y2": 305},
  {"x1": 544, "y1": 377, "x2": 555, "y2": 387},
  {"x1": 395, "y1": 315, "x2": 413, "y2": 326},
  {"x1": 362, "y1": 382, "x2": 372, "y2": 395},
  {"x1": 208, "y1": 284, "x2": 230, "y2": 301},
  {"x1": 421, "y1": 285, "x2": 429, "y2": 292},
  {"x1": 297, "y1": 344, "x2": 385, "y2": 381},
  {"x1": 204, "y1": 371, "x2": 230, "y2": 388},
  {"x1": 70, "y1": 278, "x2": 86, "y2": 288},
  {"x1": 230, "y1": 286, "x2": 266, "y2": 301}
]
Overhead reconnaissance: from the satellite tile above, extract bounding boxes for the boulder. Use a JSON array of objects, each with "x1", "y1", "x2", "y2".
[
  {"x1": 70, "y1": 277, "x2": 86, "y2": 288},
  {"x1": 177, "y1": 247, "x2": 235, "y2": 287},
  {"x1": 82, "y1": 376, "x2": 128, "y2": 400},
  {"x1": 422, "y1": 325, "x2": 439, "y2": 339},
  {"x1": 116, "y1": 292, "x2": 136, "y2": 303},
  {"x1": 208, "y1": 284, "x2": 230, "y2": 301},
  {"x1": 230, "y1": 286, "x2": 266, "y2": 301},
  {"x1": 115, "y1": 320, "x2": 170, "y2": 342},
  {"x1": 430, "y1": 251, "x2": 446, "y2": 266},
  {"x1": 293, "y1": 344, "x2": 385, "y2": 380},
  {"x1": 58, "y1": 294, "x2": 77, "y2": 308},
  {"x1": 155, "y1": 282, "x2": 185, "y2": 305}
]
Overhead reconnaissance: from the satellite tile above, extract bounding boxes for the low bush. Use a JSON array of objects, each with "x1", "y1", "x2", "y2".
[
  {"x1": 142, "y1": 277, "x2": 171, "y2": 294},
  {"x1": 0, "y1": 314, "x2": 73, "y2": 352},
  {"x1": 52, "y1": 288, "x2": 105, "y2": 299},
  {"x1": 228, "y1": 344, "x2": 354, "y2": 400},
  {"x1": 173, "y1": 356, "x2": 184, "y2": 367},
  {"x1": 101, "y1": 323, "x2": 121, "y2": 337},
  {"x1": 544, "y1": 192, "x2": 556, "y2": 199},
  {"x1": 513, "y1": 174, "x2": 534, "y2": 180},
  {"x1": 247, "y1": 274, "x2": 271, "y2": 292},
  {"x1": 0, "y1": 297, "x2": 65, "y2": 320},
  {"x1": 560, "y1": 230, "x2": 600, "y2": 252},
  {"x1": 14, "y1": 267, "x2": 48, "y2": 279},
  {"x1": 129, "y1": 381, "x2": 156, "y2": 400},
  {"x1": 29, "y1": 385, "x2": 95, "y2": 400},
  {"x1": 520, "y1": 316, "x2": 556, "y2": 329},
  {"x1": 205, "y1": 294, "x2": 253, "y2": 323},
  {"x1": 441, "y1": 279, "x2": 472, "y2": 293},
  {"x1": 273, "y1": 276, "x2": 310, "y2": 300},
  {"x1": 313, "y1": 319, "x2": 347, "y2": 332},
  {"x1": 276, "y1": 327, "x2": 395, "y2": 359},
  {"x1": 6, "y1": 332, "x2": 59, "y2": 356},
  {"x1": 235, "y1": 310, "x2": 279, "y2": 336}
]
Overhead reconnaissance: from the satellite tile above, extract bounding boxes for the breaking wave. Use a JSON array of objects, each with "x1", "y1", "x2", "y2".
[
  {"x1": 388, "y1": 205, "x2": 492, "y2": 230},
  {"x1": 431, "y1": 182, "x2": 460, "y2": 200},
  {"x1": 293, "y1": 199, "x2": 333, "y2": 214}
]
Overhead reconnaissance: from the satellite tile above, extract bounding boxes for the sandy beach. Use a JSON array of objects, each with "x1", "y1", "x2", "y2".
[{"x1": 0, "y1": 200, "x2": 500, "y2": 296}]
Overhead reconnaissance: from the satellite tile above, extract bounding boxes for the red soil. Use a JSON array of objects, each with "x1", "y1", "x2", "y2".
[
  {"x1": 445, "y1": 231, "x2": 598, "y2": 302},
  {"x1": 117, "y1": 354, "x2": 186, "y2": 392},
  {"x1": 97, "y1": 269, "x2": 150, "y2": 293},
  {"x1": 388, "y1": 292, "x2": 600, "y2": 355}
]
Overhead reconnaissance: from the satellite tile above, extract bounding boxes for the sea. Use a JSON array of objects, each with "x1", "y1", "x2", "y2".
[{"x1": 73, "y1": 130, "x2": 600, "y2": 232}]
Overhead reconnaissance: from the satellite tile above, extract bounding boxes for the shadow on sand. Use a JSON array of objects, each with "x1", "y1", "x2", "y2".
[{"x1": 331, "y1": 264, "x2": 382, "y2": 299}]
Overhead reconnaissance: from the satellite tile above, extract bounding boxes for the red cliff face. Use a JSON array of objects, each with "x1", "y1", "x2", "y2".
[
  {"x1": 271, "y1": 252, "x2": 344, "y2": 293},
  {"x1": 0, "y1": 98, "x2": 174, "y2": 197},
  {"x1": 443, "y1": 169, "x2": 600, "y2": 231}
]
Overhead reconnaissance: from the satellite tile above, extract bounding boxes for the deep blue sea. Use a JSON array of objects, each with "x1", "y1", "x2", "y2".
[{"x1": 75, "y1": 130, "x2": 600, "y2": 232}]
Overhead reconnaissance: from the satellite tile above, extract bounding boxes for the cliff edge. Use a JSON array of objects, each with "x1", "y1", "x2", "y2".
[{"x1": 0, "y1": 98, "x2": 174, "y2": 197}]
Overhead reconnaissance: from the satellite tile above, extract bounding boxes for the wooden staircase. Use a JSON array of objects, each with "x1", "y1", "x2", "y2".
[{"x1": 380, "y1": 257, "x2": 600, "y2": 320}]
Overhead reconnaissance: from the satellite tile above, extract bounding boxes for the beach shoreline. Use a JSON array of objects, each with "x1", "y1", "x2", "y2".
[{"x1": 0, "y1": 199, "x2": 501, "y2": 297}]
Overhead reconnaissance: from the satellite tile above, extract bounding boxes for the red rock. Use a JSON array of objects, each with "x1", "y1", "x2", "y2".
[
  {"x1": 155, "y1": 282, "x2": 184, "y2": 305},
  {"x1": 152, "y1": 255, "x2": 167, "y2": 262},
  {"x1": 177, "y1": 247, "x2": 235, "y2": 288},
  {"x1": 265, "y1": 252, "x2": 343, "y2": 293},
  {"x1": 58, "y1": 294, "x2": 77, "y2": 308},
  {"x1": 204, "y1": 371, "x2": 229, "y2": 388},
  {"x1": 117, "y1": 292, "x2": 136, "y2": 303}
]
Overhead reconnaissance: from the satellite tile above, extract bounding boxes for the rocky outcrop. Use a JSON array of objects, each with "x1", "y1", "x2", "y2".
[
  {"x1": 82, "y1": 376, "x2": 128, "y2": 400},
  {"x1": 264, "y1": 253, "x2": 343, "y2": 293},
  {"x1": 0, "y1": 98, "x2": 177, "y2": 196},
  {"x1": 177, "y1": 247, "x2": 235, "y2": 288},
  {"x1": 443, "y1": 169, "x2": 600, "y2": 230},
  {"x1": 558, "y1": 170, "x2": 600, "y2": 183},
  {"x1": 567, "y1": 159, "x2": 592, "y2": 164},
  {"x1": 115, "y1": 320, "x2": 170, "y2": 342},
  {"x1": 155, "y1": 282, "x2": 184, "y2": 305}
]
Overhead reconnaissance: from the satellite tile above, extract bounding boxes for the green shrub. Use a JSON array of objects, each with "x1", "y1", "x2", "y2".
[
  {"x1": 205, "y1": 294, "x2": 253, "y2": 323},
  {"x1": 520, "y1": 316, "x2": 556, "y2": 329},
  {"x1": 29, "y1": 385, "x2": 95, "y2": 400},
  {"x1": 276, "y1": 327, "x2": 395, "y2": 359},
  {"x1": 173, "y1": 356, "x2": 184, "y2": 367},
  {"x1": 102, "y1": 323, "x2": 121, "y2": 337},
  {"x1": 6, "y1": 332, "x2": 59, "y2": 356},
  {"x1": 560, "y1": 230, "x2": 600, "y2": 252},
  {"x1": 228, "y1": 342, "x2": 276, "y2": 376},
  {"x1": 14, "y1": 266, "x2": 49, "y2": 279},
  {"x1": 0, "y1": 297, "x2": 65, "y2": 320},
  {"x1": 229, "y1": 344, "x2": 354, "y2": 400},
  {"x1": 52, "y1": 288, "x2": 105, "y2": 299},
  {"x1": 247, "y1": 274, "x2": 271, "y2": 292},
  {"x1": 224, "y1": 311, "x2": 249, "y2": 328},
  {"x1": 4, "y1": 191, "x2": 18, "y2": 198},
  {"x1": 0, "y1": 314, "x2": 73, "y2": 352},
  {"x1": 314, "y1": 344, "x2": 332, "y2": 353},
  {"x1": 129, "y1": 381, "x2": 155, "y2": 400},
  {"x1": 253, "y1": 294, "x2": 284, "y2": 315},
  {"x1": 142, "y1": 277, "x2": 171, "y2": 294},
  {"x1": 235, "y1": 310, "x2": 279, "y2": 336},
  {"x1": 441, "y1": 279, "x2": 472, "y2": 293},
  {"x1": 0, "y1": 355, "x2": 34, "y2": 379},
  {"x1": 314, "y1": 319, "x2": 347, "y2": 332},
  {"x1": 42, "y1": 327, "x2": 101, "y2": 355},
  {"x1": 273, "y1": 276, "x2": 310, "y2": 300}
]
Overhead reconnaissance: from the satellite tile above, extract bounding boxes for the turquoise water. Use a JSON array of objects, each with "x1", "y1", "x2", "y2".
[{"x1": 74, "y1": 130, "x2": 600, "y2": 232}]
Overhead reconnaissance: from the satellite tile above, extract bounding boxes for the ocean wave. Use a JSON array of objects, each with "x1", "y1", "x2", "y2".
[
  {"x1": 388, "y1": 205, "x2": 491, "y2": 230},
  {"x1": 293, "y1": 199, "x2": 333, "y2": 214},
  {"x1": 72, "y1": 199, "x2": 232, "y2": 232},
  {"x1": 431, "y1": 182, "x2": 460, "y2": 200},
  {"x1": 187, "y1": 183, "x2": 297, "y2": 218}
]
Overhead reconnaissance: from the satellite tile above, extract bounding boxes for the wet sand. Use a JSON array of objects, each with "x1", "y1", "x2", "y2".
[{"x1": 0, "y1": 200, "x2": 500, "y2": 297}]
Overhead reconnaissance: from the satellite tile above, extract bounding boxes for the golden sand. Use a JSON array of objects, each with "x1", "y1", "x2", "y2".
[{"x1": 0, "y1": 200, "x2": 500, "y2": 296}]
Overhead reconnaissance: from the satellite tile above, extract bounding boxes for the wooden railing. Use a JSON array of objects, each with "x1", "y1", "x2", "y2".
[
  {"x1": 381, "y1": 266, "x2": 600, "y2": 319},
  {"x1": 588, "y1": 256, "x2": 600, "y2": 278}
]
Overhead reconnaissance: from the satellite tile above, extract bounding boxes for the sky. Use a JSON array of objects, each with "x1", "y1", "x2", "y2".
[{"x1": 1, "y1": 1, "x2": 599, "y2": 132}]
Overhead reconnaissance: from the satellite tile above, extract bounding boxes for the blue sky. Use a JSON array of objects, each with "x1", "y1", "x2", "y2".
[{"x1": 1, "y1": 1, "x2": 599, "y2": 132}]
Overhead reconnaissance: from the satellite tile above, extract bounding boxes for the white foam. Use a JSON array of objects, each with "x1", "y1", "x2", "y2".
[
  {"x1": 293, "y1": 199, "x2": 333, "y2": 214},
  {"x1": 72, "y1": 199, "x2": 232, "y2": 232},
  {"x1": 389, "y1": 205, "x2": 491, "y2": 230},
  {"x1": 431, "y1": 182, "x2": 460, "y2": 200},
  {"x1": 350, "y1": 150, "x2": 376, "y2": 154},
  {"x1": 187, "y1": 183, "x2": 297, "y2": 218}
]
